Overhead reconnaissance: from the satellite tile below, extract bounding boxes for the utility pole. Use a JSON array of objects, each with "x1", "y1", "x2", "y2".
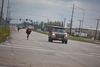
[
  {"x1": 79, "y1": 20, "x2": 82, "y2": 36},
  {"x1": 7, "y1": 0, "x2": 11, "y2": 27},
  {"x1": 0, "y1": 0, "x2": 4, "y2": 31},
  {"x1": 70, "y1": 3, "x2": 75, "y2": 35},
  {"x1": 47, "y1": 19, "x2": 49, "y2": 23},
  {"x1": 64, "y1": 18, "x2": 66, "y2": 27},
  {"x1": 5, "y1": 0, "x2": 10, "y2": 29},
  {"x1": 82, "y1": 10, "x2": 85, "y2": 32},
  {"x1": 94, "y1": 19, "x2": 100, "y2": 40}
]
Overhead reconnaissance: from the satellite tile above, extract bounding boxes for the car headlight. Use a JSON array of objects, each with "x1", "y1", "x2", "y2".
[
  {"x1": 64, "y1": 35, "x2": 68, "y2": 38},
  {"x1": 52, "y1": 33, "x2": 55, "y2": 36},
  {"x1": 52, "y1": 32, "x2": 56, "y2": 37}
]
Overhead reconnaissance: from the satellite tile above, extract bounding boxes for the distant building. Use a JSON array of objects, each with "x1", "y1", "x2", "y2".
[{"x1": 66, "y1": 28, "x2": 100, "y2": 40}]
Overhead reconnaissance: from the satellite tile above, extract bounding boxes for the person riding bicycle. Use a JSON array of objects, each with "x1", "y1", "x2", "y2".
[
  {"x1": 26, "y1": 28, "x2": 31, "y2": 40},
  {"x1": 17, "y1": 27, "x2": 20, "y2": 32}
]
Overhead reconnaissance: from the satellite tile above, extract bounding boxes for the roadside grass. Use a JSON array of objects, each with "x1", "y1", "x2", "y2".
[
  {"x1": 34, "y1": 30, "x2": 100, "y2": 44},
  {"x1": 0, "y1": 27, "x2": 10, "y2": 43},
  {"x1": 34, "y1": 30, "x2": 48, "y2": 35},
  {"x1": 68, "y1": 36, "x2": 100, "y2": 43}
]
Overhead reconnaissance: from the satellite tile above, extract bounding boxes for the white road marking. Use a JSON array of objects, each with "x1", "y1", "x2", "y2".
[
  {"x1": 12, "y1": 44, "x2": 41, "y2": 49},
  {"x1": 0, "y1": 45, "x2": 100, "y2": 58},
  {"x1": 90, "y1": 53, "x2": 100, "y2": 56},
  {"x1": 33, "y1": 39, "x2": 43, "y2": 45}
]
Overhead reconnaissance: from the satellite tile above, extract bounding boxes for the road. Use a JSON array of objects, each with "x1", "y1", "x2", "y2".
[{"x1": 0, "y1": 27, "x2": 100, "y2": 67}]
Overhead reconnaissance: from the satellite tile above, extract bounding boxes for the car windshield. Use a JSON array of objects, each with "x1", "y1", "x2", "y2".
[{"x1": 52, "y1": 27, "x2": 66, "y2": 33}]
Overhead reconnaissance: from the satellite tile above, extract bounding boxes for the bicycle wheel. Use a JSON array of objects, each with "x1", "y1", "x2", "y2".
[{"x1": 27, "y1": 34, "x2": 29, "y2": 40}]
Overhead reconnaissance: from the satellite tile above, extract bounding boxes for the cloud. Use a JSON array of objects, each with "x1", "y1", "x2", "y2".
[
  {"x1": 9, "y1": 0, "x2": 100, "y2": 29},
  {"x1": 15, "y1": 0, "x2": 82, "y2": 8}
]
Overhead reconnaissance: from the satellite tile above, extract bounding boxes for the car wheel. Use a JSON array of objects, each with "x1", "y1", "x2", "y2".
[
  {"x1": 50, "y1": 39, "x2": 53, "y2": 42},
  {"x1": 62, "y1": 41, "x2": 64, "y2": 43},
  {"x1": 48, "y1": 38, "x2": 50, "y2": 42},
  {"x1": 65, "y1": 40, "x2": 68, "y2": 44},
  {"x1": 49, "y1": 37, "x2": 53, "y2": 42}
]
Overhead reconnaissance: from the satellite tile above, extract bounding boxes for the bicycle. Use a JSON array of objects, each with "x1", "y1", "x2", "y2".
[{"x1": 27, "y1": 34, "x2": 29, "y2": 40}]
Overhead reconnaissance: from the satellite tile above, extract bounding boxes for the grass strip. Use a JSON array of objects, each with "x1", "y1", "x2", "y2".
[
  {"x1": 69, "y1": 36, "x2": 100, "y2": 43},
  {"x1": 34, "y1": 30, "x2": 48, "y2": 35},
  {"x1": 0, "y1": 27, "x2": 10, "y2": 43}
]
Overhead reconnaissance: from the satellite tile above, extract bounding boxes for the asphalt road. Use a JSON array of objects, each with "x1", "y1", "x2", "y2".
[{"x1": 0, "y1": 27, "x2": 100, "y2": 67}]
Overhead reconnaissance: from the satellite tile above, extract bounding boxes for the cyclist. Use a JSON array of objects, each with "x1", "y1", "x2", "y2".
[
  {"x1": 26, "y1": 28, "x2": 31, "y2": 40},
  {"x1": 17, "y1": 27, "x2": 20, "y2": 32}
]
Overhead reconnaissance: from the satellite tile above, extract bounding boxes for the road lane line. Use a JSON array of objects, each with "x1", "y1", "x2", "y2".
[
  {"x1": 32, "y1": 38, "x2": 43, "y2": 45},
  {"x1": 0, "y1": 45, "x2": 100, "y2": 58},
  {"x1": 90, "y1": 53, "x2": 100, "y2": 56},
  {"x1": 0, "y1": 44, "x2": 41, "y2": 49}
]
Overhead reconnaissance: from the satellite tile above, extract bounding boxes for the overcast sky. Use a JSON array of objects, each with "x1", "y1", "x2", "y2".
[{"x1": 1, "y1": 0, "x2": 100, "y2": 29}]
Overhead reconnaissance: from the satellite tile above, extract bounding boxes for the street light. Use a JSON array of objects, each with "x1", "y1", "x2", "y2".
[
  {"x1": 57, "y1": 13, "x2": 64, "y2": 27},
  {"x1": 57, "y1": 13, "x2": 63, "y2": 22},
  {"x1": 75, "y1": 6, "x2": 85, "y2": 32}
]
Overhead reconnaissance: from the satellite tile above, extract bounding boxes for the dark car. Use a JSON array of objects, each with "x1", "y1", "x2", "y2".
[{"x1": 48, "y1": 26, "x2": 68, "y2": 44}]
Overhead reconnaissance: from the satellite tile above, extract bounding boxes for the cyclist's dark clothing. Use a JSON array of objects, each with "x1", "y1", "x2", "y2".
[
  {"x1": 17, "y1": 27, "x2": 20, "y2": 32},
  {"x1": 26, "y1": 29, "x2": 31, "y2": 34},
  {"x1": 26, "y1": 28, "x2": 31, "y2": 40}
]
